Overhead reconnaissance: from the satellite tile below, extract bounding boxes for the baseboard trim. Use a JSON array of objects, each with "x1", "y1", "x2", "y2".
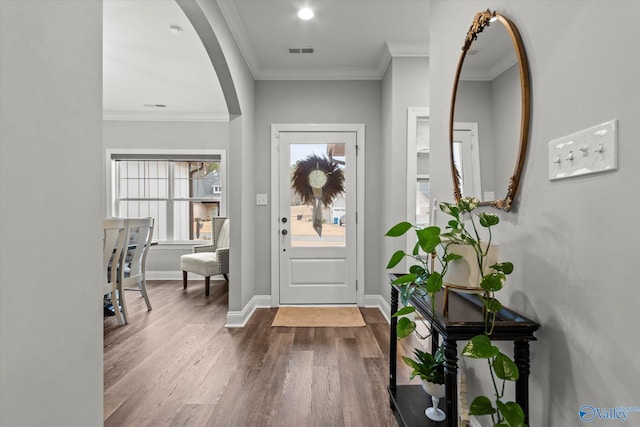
[
  {"x1": 225, "y1": 295, "x2": 272, "y2": 328},
  {"x1": 364, "y1": 294, "x2": 391, "y2": 323}
]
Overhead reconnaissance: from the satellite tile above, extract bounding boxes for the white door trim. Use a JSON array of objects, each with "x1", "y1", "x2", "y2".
[
  {"x1": 406, "y1": 108, "x2": 430, "y2": 266},
  {"x1": 270, "y1": 123, "x2": 365, "y2": 307}
]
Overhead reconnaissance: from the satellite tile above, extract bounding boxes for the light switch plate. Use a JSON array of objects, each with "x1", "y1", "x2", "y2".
[
  {"x1": 548, "y1": 119, "x2": 618, "y2": 180},
  {"x1": 256, "y1": 193, "x2": 268, "y2": 206}
]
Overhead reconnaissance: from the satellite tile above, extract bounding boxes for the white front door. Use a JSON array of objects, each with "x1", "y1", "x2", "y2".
[{"x1": 277, "y1": 131, "x2": 357, "y2": 304}]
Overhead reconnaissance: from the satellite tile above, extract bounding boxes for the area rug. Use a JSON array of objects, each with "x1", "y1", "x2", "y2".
[{"x1": 271, "y1": 306, "x2": 366, "y2": 327}]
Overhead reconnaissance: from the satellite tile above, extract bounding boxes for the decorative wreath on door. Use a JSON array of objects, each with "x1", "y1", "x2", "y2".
[
  {"x1": 291, "y1": 154, "x2": 344, "y2": 237},
  {"x1": 291, "y1": 154, "x2": 344, "y2": 206}
]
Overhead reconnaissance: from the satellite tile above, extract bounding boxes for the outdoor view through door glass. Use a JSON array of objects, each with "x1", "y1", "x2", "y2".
[{"x1": 290, "y1": 143, "x2": 346, "y2": 247}]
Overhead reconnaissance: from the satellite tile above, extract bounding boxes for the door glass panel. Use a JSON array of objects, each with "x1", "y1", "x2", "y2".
[{"x1": 290, "y1": 143, "x2": 346, "y2": 247}]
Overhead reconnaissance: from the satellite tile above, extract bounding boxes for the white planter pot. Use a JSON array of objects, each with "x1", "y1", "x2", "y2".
[
  {"x1": 421, "y1": 379, "x2": 445, "y2": 398},
  {"x1": 421, "y1": 380, "x2": 446, "y2": 421},
  {"x1": 443, "y1": 242, "x2": 499, "y2": 291}
]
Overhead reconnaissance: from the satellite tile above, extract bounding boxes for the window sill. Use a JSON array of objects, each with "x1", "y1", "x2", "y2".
[{"x1": 150, "y1": 242, "x2": 207, "y2": 250}]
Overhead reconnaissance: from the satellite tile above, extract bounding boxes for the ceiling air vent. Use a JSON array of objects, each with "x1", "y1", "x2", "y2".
[{"x1": 287, "y1": 47, "x2": 315, "y2": 54}]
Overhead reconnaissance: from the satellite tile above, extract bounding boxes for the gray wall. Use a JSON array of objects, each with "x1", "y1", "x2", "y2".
[
  {"x1": 0, "y1": 1, "x2": 103, "y2": 425},
  {"x1": 103, "y1": 120, "x2": 229, "y2": 150},
  {"x1": 380, "y1": 57, "x2": 430, "y2": 302},
  {"x1": 430, "y1": 1, "x2": 640, "y2": 425},
  {"x1": 254, "y1": 80, "x2": 383, "y2": 297}
]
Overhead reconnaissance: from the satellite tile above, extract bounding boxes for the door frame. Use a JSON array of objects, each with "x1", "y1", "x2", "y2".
[{"x1": 270, "y1": 123, "x2": 365, "y2": 307}]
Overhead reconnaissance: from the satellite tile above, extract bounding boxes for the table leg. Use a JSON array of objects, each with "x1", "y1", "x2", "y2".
[
  {"x1": 431, "y1": 328, "x2": 439, "y2": 355},
  {"x1": 444, "y1": 338, "x2": 458, "y2": 427},
  {"x1": 389, "y1": 287, "x2": 399, "y2": 392},
  {"x1": 514, "y1": 340, "x2": 531, "y2": 425}
]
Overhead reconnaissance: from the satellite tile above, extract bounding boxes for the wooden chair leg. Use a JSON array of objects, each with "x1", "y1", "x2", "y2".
[
  {"x1": 117, "y1": 283, "x2": 128, "y2": 325},
  {"x1": 109, "y1": 287, "x2": 126, "y2": 326},
  {"x1": 140, "y1": 279, "x2": 152, "y2": 311},
  {"x1": 205, "y1": 276, "x2": 210, "y2": 296},
  {"x1": 183, "y1": 271, "x2": 188, "y2": 290}
]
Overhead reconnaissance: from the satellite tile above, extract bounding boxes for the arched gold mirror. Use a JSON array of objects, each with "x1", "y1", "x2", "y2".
[{"x1": 449, "y1": 10, "x2": 531, "y2": 211}]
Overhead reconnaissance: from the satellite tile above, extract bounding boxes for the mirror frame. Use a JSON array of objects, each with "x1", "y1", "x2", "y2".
[{"x1": 449, "y1": 9, "x2": 531, "y2": 211}]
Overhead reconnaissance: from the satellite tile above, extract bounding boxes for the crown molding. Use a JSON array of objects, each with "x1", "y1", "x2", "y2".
[
  {"x1": 460, "y1": 56, "x2": 517, "y2": 81},
  {"x1": 256, "y1": 42, "x2": 429, "y2": 81},
  {"x1": 103, "y1": 111, "x2": 230, "y2": 122},
  {"x1": 385, "y1": 41, "x2": 429, "y2": 58},
  {"x1": 377, "y1": 41, "x2": 429, "y2": 77},
  {"x1": 255, "y1": 66, "x2": 383, "y2": 81}
]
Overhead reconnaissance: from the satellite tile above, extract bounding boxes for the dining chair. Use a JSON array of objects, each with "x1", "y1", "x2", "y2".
[
  {"x1": 103, "y1": 218, "x2": 128, "y2": 326},
  {"x1": 119, "y1": 217, "x2": 155, "y2": 324}
]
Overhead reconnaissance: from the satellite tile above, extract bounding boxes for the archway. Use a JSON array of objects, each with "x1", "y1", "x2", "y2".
[{"x1": 176, "y1": 0, "x2": 241, "y2": 117}]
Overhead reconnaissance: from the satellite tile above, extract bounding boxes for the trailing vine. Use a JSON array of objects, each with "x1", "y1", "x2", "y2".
[
  {"x1": 441, "y1": 198, "x2": 524, "y2": 427},
  {"x1": 386, "y1": 197, "x2": 526, "y2": 427}
]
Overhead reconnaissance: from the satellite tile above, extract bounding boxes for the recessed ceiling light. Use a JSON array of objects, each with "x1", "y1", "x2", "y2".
[
  {"x1": 298, "y1": 7, "x2": 314, "y2": 20},
  {"x1": 169, "y1": 25, "x2": 183, "y2": 33}
]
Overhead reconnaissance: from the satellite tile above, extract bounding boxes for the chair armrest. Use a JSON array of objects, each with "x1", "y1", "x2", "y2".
[
  {"x1": 193, "y1": 244, "x2": 215, "y2": 253},
  {"x1": 216, "y1": 247, "x2": 230, "y2": 273}
]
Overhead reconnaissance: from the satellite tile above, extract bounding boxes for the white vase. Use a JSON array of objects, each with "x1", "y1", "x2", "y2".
[
  {"x1": 421, "y1": 380, "x2": 445, "y2": 398},
  {"x1": 421, "y1": 380, "x2": 446, "y2": 422}
]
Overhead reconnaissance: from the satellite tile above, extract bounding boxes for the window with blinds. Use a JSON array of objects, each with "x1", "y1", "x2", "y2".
[{"x1": 111, "y1": 155, "x2": 222, "y2": 242}]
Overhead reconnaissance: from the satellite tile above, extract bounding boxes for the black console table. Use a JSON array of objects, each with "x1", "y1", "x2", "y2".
[{"x1": 388, "y1": 274, "x2": 540, "y2": 427}]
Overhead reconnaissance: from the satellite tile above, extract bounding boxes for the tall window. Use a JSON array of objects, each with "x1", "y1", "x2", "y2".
[{"x1": 110, "y1": 153, "x2": 224, "y2": 242}]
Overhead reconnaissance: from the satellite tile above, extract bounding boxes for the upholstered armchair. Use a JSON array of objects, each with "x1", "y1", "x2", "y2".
[{"x1": 180, "y1": 217, "x2": 229, "y2": 296}]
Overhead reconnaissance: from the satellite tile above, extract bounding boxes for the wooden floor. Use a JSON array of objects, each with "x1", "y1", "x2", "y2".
[{"x1": 104, "y1": 280, "x2": 401, "y2": 426}]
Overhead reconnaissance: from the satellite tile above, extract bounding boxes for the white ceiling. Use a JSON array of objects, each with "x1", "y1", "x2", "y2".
[
  {"x1": 217, "y1": 0, "x2": 429, "y2": 80},
  {"x1": 103, "y1": 0, "x2": 429, "y2": 121},
  {"x1": 103, "y1": 0, "x2": 228, "y2": 121}
]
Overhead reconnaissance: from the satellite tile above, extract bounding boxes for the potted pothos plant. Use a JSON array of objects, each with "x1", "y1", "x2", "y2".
[{"x1": 386, "y1": 197, "x2": 526, "y2": 427}]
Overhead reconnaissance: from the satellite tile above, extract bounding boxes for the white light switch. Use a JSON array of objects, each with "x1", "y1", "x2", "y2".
[
  {"x1": 256, "y1": 194, "x2": 268, "y2": 206},
  {"x1": 548, "y1": 119, "x2": 618, "y2": 180}
]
